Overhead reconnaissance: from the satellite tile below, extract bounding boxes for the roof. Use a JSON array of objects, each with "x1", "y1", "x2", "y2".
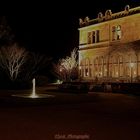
[{"x1": 79, "y1": 5, "x2": 140, "y2": 28}]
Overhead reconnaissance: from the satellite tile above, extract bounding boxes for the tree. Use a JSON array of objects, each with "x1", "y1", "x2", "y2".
[
  {"x1": 0, "y1": 43, "x2": 28, "y2": 81},
  {"x1": 54, "y1": 48, "x2": 78, "y2": 81}
]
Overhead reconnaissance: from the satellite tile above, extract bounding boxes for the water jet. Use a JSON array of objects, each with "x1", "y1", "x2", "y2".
[{"x1": 12, "y1": 78, "x2": 54, "y2": 99}]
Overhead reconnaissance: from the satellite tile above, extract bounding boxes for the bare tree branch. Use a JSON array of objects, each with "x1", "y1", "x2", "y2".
[
  {"x1": 0, "y1": 43, "x2": 28, "y2": 81},
  {"x1": 53, "y1": 47, "x2": 78, "y2": 81}
]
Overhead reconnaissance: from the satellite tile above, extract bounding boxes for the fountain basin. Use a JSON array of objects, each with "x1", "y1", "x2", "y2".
[
  {"x1": 12, "y1": 78, "x2": 55, "y2": 99},
  {"x1": 12, "y1": 94, "x2": 55, "y2": 99}
]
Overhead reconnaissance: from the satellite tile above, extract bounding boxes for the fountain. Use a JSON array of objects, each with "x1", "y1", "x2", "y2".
[
  {"x1": 12, "y1": 78, "x2": 54, "y2": 99},
  {"x1": 30, "y1": 78, "x2": 38, "y2": 98}
]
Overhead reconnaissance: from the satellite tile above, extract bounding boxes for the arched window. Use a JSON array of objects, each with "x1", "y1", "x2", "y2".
[
  {"x1": 98, "y1": 57, "x2": 104, "y2": 77},
  {"x1": 79, "y1": 61, "x2": 83, "y2": 77},
  {"x1": 94, "y1": 58, "x2": 98, "y2": 76},
  {"x1": 119, "y1": 56, "x2": 123, "y2": 77},
  {"x1": 85, "y1": 58, "x2": 90, "y2": 77},
  {"x1": 112, "y1": 56, "x2": 118, "y2": 77},
  {"x1": 103, "y1": 57, "x2": 107, "y2": 77},
  {"x1": 109, "y1": 56, "x2": 113, "y2": 77}
]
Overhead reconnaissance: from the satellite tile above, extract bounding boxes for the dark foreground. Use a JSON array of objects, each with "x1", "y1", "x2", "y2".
[{"x1": 0, "y1": 88, "x2": 140, "y2": 140}]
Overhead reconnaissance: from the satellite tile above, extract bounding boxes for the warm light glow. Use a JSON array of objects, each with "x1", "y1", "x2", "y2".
[
  {"x1": 134, "y1": 71, "x2": 136, "y2": 75},
  {"x1": 30, "y1": 94, "x2": 38, "y2": 98},
  {"x1": 61, "y1": 48, "x2": 78, "y2": 71},
  {"x1": 130, "y1": 63, "x2": 134, "y2": 67},
  {"x1": 57, "y1": 79, "x2": 62, "y2": 84}
]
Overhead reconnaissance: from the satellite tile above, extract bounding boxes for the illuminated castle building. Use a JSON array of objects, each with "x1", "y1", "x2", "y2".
[{"x1": 78, "y1": 5, "x2": 140, "y2": 83}]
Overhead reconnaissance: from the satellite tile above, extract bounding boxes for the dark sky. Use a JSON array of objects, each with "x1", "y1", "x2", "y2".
[{"x1": 5, "y1": 0, "x2": 140, "y2": 60}]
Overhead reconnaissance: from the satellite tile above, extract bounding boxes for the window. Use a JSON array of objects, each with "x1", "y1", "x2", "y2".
[
  {"x1": 112, "y1": 25, "x2": 121, "y2": 41},
  {"x1": 87, "y1": 32, "x2": 92, "y2": 44},
  {"x1": 92, "y1": 31, "x2": 95, "y2": 43},
  {"x1": 85, "y1": 68, "x2": 88, "y2": 76},
  {"x1": 87, "y1": 30, "x2": 100, "y2": 44},
  {"x1": 119, "y1": 56, "x2": 123, "y2": 77},
  {"x1": 96, "y1": 30, "x2": 100, "y2": 42}
]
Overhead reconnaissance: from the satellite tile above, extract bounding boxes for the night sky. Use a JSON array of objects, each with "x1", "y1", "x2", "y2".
[{"x1": 5, "y1": 0, "x2": 140, "y2": 60}]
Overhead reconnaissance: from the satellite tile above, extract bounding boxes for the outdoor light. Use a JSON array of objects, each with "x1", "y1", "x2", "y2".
[{"x1": 57, "y1": 79, "x2": 62, "y2": 84}]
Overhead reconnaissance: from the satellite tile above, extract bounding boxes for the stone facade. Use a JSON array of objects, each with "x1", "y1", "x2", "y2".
[{"x1": 78, "y1": 5, "x2": 140, "y2": 83}]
